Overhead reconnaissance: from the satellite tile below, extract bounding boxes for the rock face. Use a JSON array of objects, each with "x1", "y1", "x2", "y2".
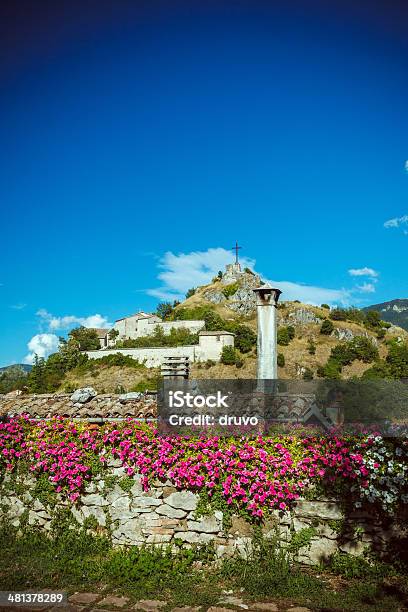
[
  {"x1": 0, "y1": 467, "x2": 398, "y2": 564},
  {"x1": 285, "y1": 308, "x2": 322, "y2": 326},
  {"x1": 71, "y1": 387, "x2": 97, "y2": 404},
  {"x1": 203, "y1": 269, "x2": 262, "y2": 316}
]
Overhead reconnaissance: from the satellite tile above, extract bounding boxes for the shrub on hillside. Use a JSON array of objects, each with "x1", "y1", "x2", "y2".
[
  {"x1": 330, "y1": 308, "x2": 347, "y2": 321},
  {"x1": 220, "y1": 345, "x2": 237, "y2": 365},
  {"x1": 222, "y1": 282, "x2": 240, "y2": 299},
  {"x1": 277, "y1": 326, "x2": 295, "y2": 346},
  {"x1": 302, "y1": 367, "x2": 313, "y2": 380},
  {"x1": 321, "y1": 303, "x2": 330, "y2": 309},
  {"x1": 277, "y1": 353, "x2": 285, "y2": 367},
  {"x1": 320, "y1": 319, "x2": 334, "y2": 335},
  {"x1": 185, "y1": 287, "x2": 196, "y2": 299},
  {"x1": 307, "y1": 338, "x2": 316, "y2": 355},
  {"x1": 233, "y1": 325, "x2": 256, "y2": 353}
]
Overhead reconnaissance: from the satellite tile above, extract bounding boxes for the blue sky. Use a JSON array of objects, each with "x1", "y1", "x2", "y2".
[{"x1": 0, "y1": 0, "x2": 407, "y2": 366}]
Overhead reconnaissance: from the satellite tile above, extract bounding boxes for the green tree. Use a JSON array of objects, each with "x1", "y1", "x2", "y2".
[
  {"x1": 156, "y1": 302, "x2": 173, "y2": 320},
  {"x1": 321, "y1": 303, "x2": 330, "y2": 309},
  {"x1": 27, "y1": 355, "x2": 47, "y2": 393},
  {"x1": 320, "y1": 319, "x2": 334, "y2": 335},
  {"x1": 329, "y1": 308, "x2": 347, "y2": 321},
  {"x1": 185, "y1": 288, "x2": 196, "y2": 299},
  {"x1": 386, "y1": 341, "x2": 408, "y2": 378},
  {"x1": 233, "y1": 325, "x2": 256, "y2": 353},
  {"x1": 108, "y1": 329, "x2": 119, "y2": 343},
  {"x1": 365, "y1": 310, "x2": 382, "y2": 329},
  {"x1": 69, "y1": 327, "x2": 100, "y2": 351}
]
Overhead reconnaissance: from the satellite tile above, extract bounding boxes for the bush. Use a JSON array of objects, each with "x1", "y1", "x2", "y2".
[
  {"x1": 307, "y1": 338, "x2": 316, "y2": 355},
  {"x1": 222, "y1": 282, "x2": 240, "y2": 299},
  {"x1": 277, "y1": 326, "x2": 295, "y2": 346},
  {"x1": 386, "y1": 340, "x2": 408, "y2": 378},
  {"x1": 330, "y1": 343, "x2": 355, "y2": 366},
  {"x1": 220, "y1": 346, "x2": 237, "y2": 365},
  {"x1": 330, "y1": 308, "x2": 347, "y2": 321},
  {"x1": 364, "y1": 310, "x2": 382, "y2": 329},
  {"x1": 233, "y1": 325, "x2": 256, "y2": 353},
  {"x1": 302, "y1": 367, "x2": 313, "y2": 380},
  {"x1": 235, "y1": 358, "x2": 244, "y2": 368},
  {"x1": 349, "y1": 336, "x2": 379, "y2": 363},
  {"x1": 185, "y1": 288, "x2": 196, "y2": 299},
  {"x1": 321, "y1": 303, "x2": 330, "y2": 309},
  {"x1": 317, "y1": 359, "x2": 342, "y2": 379},
  {"x1": 277, "y1": 353, "x2": 285, "y2": 367},
  {"x1": 320, "y1": 319, "x2": 334, "y2": 335}
]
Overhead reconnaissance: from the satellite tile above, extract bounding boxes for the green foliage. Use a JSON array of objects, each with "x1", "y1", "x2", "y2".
[
  {"x1": 108, "y1": 329, "x2": 119, "y2": 342},
  {"x1": 307, "y1": 338, "x2": 316, "y2": 355},
  {"x1": 0, "y1": 365, "x2": 29, "y2": 394},
  {"x1": 361, "y1": 361, "x2": 391, "y2": 380},
  {"x1": 330, "y1": 308, "x2": 348, "y2": 321},
  {"x1": 244, "y1": 267, "x2": 254, "y2": 275},
  {"x1": 321, "y1": 303, "x2": 330, "y2": 309},
  {"x1": 320, "y1": 319, "x2": 334, "y2": 335},
  {"x1": 287, "y1": 527, "x2": 317, "y2": 555},
  {"x1": 156, "y1": 302, "x2": 173, "y2": 320},
  {"x1": 86, "y1": 353, "x2": 145, "y2": 369},
  {"x1": 277, "y1": 353, "x2": 285, "y2": 368},
  {"x1": 349, "y1": 336, "x2": 379, "y2": 363},
  {"x1": 233, "y1": 325, "x2": 256, "y2": 353},
  {"x1": 220, "y1": 345, "x2": 237, "y2": 365},
  {"x1": 116, "y1": 325, "x2": 199, "y2": 348},
  {"x1": 69, "y1": 326, "x2": 101, "y2": 350},
  {"x1": 386, "y1": 340, "x2": 408, "y2": 378},
  {"x1": 222, "y1": 282, "x2": 240, "y2": 298},
  {"x1": 302, "y1": 367, "x2": 314, "y2": 380},
  {"x1": 317, "y1": 359, "x2": 342, "y2": 379},
  {"x1": 365, "y1": 310, "x2": 382, "y2": 329},
  {"x1": 327, "y1": 552, "x2": 393, "y2": 580},
  {"x1": 27, "y1": 343, "x2": 89, "y2": 394},
  {"x1": 185, "y1": 287, "x2": 196, "y2": 299},
  {"x1": 330, "y1": 343, "x2": 355, "y2": 366},
  {"x1": 130, "y1": 376, "x2": 161, "y2": 392},
  {"x1": 277, "y1": 326, "x2": 295, "y2": 346}
]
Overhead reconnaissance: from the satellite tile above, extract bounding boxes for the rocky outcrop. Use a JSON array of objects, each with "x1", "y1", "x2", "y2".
[
  {"x1": 71, "y1": 387, "x2": 97, "y2": 404},
  {"x1": 203, "y1": 270, "x2": 262, "y2": 316}
]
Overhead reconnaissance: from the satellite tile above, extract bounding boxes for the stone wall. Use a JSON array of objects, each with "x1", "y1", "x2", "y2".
[
  {"x1": 86, "y1": 332, "x2": 233, "y2": 367},
  {"x1": 0, "y1": 462, "x2": 400, "y2": 565}
]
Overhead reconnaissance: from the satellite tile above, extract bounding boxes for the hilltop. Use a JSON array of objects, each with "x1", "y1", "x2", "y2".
[
  {"x1": 5, "y1": 266, "x2": 408, "y2": 394},
  {"x1": 170, "y1": 266, "x2": 408, "y2": 380},
  {"x1": 364, "y1": 299, "x2": 408, "y2": 331}
]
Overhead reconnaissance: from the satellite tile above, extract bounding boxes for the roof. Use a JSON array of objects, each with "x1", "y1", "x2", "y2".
[
  {"x1": 198, "y1": 330, "x2": 235, "y2": 336},
  {"x1": 115, "y1": 312, "x2": 158, "y2": 323},
  {"x1": 91, "y1": 328, "x2": 110, "y2": 338}
]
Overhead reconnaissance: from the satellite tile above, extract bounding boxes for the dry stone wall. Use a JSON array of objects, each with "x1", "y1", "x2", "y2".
[{"x1": 0, "y1": 461, "x2": 400, "y2": 565}]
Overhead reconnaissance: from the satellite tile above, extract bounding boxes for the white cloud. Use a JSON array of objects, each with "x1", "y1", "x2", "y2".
[
  {"x1": 37, "y1": 309, "x2": 111, "y2": 331},
  {"x1": 23, "y1": 334, "x2": 60, "y2": 365},
  {"x1": 10, "y1": 303, "x2": 27, "y2": 310},
  {"x1": 265, "y1": 280, "x2": 351, "y2": 306},
  {"x1": 405, "y1": 160, "x2": 408, "y2": 173},
  {"x1": 147, "y1": 247, "x2": 353, "y2": 306},
  {"x1": 147, "y1": 248, "x2": 256, "y2": 300},
  {"x1": 384, "y1": 215, "x2": 408, "y2": 230},
  {"x1": 348, "y1": 267, "x2": 379, "y2": 278},
  {"x1": 356, "y1": 282, "x2": 376, "y2": 293}
]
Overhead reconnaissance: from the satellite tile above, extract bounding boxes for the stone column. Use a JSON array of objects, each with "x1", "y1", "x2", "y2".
[{"x1": 253, "y1": 283, "x2": 282, "y2": 380}]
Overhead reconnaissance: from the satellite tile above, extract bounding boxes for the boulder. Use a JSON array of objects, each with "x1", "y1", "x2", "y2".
[
  {"x1": 118, "y1": 392, "x2": 143, "y2": 402},
  {"x1": 71, "y1": 387, "x2": 97, "y2": 404},
  {"x1": 165, "y1": 491, "x2": 198, "y2": 511}
]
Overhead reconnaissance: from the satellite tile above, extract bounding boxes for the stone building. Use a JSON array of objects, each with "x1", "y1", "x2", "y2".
[
  {"x1": 86, "y1": 330, "x2": 234, "y2": 367},
  {"x1": 112, "y1": 311, "x2": 205, "y2": 343}
]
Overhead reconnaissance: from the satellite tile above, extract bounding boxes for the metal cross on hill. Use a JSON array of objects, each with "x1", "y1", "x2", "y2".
[{"x1": 232, "y1": 241, "x2": 242, "y2": 264}]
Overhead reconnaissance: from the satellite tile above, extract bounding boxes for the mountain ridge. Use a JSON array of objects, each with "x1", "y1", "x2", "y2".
[{"x1": 364, "y1": 299, "x2": 408, "y2": 331}]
